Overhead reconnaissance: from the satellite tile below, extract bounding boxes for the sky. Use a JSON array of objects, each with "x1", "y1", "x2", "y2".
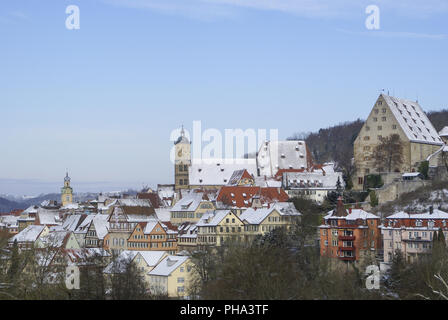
[{"x1": 0, "y1": 0, "x2": 447, "y2": 195}]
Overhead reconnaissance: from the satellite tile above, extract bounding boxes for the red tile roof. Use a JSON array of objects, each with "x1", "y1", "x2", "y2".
[{"x1": 217, "y1": 186, "x2": 289, "y2": 208}]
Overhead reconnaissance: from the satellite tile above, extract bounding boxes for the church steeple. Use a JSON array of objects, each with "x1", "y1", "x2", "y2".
[
  {"x1": 61, "y1": 171, "x2": 73, "y2": 207},
  {"x1": 174, "y1": 125, "x2": 191, "y2": 191}
]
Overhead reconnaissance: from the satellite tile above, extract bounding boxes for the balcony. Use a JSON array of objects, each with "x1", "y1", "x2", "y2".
[
  {"x1": 339, "y1": 246, "x2": 355, "y2": 251},
  {"x1": 338, "y1": 235, "x2": 355, "y2": 241}
]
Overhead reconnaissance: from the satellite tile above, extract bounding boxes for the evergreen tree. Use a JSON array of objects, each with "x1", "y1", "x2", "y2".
[{"x1": 369, "y1": 191, "x2": 379, "y2": 207}]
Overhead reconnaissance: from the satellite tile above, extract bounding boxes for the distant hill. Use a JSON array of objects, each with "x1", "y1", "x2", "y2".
[
  {"x1": 290, "y1": 110, "x2": 448, "y2": 171},
  {"x1": 0, "y1": 197, "x2": 25, "y2": 213}
]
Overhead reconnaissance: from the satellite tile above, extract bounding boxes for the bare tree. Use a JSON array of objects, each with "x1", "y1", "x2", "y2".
[{"x1": 372, "y1": 134, "x2": 404, "y2": 173}]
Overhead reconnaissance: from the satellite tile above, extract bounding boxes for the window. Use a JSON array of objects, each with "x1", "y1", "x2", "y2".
[
  {"x1": 373, "y1": 117, "x2": 378, "y2": 122},
  {"x1": 177, "y1": 277, "x2": 185, "y2": 283},
  {"x1": 378, "y1": 126, "x2": 382, "y2": 130},
  {"x1": 363, "y1": 136, "x2": 370, "y2": 141},
  {"x1": 392, "y1": 124, "x2": 397, "y2": 129},
  {"x1": 382, "y1": 108, "x2": 386, "y2": 113},
  {"x1": 358, "y1": 177, "x2": 363, "y2": 185},
  {"x1": 382, "y1": 117, "x2": 386, "y2": 121}
]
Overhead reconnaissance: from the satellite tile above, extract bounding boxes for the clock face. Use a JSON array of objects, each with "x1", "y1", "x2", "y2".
[{"x1": 178, "y1": 149, "x2": 183, "y2": 157}]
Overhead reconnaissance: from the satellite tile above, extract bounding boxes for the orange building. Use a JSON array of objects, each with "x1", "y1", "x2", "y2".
[
  {"x1": 127, "y1": 220, "x2": 178, "y2": 254},
  {"x1": 319, "y1": 197, "x2": 382, "y2": 263}
]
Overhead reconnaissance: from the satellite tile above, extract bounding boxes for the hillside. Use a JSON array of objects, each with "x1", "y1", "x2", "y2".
[
  {"x1": 0, "y1": 197, "x2": 24, "y2": 213},
  {"x1": 291, "y1": 109, "x2": 448, "y2": 171},
  {"x1": 373, "y1": 181, "x2": 448, "y2": 217}
]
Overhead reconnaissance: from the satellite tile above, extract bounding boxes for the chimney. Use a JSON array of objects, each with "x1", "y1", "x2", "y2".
[
  {"x1": 335, "y1": 196, "x2": 348, "y2": 217},
  {"x1": 349, "y1": 208, "x2": 352, "y2": 214},
  {"x1": 429, "y1": 206, "x2": 434, "y2": 215}
]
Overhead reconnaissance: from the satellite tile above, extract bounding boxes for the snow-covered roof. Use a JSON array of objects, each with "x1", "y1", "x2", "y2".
[
  {"x1": 155, "y1": 208, "x2": 171, "y2": 222},
  {"x1": 253, "y1": 177, "x2": 282, "y2": 188},
  {"x1": 75, "y1": 215, "x2": 96, "y2": 234},
  {"x1": 271, "y1": 202, "x2": 302, "y2": 216},
  {"x1": 116, "y1": 199, "x2": 153, "y2": 207},
  {"x1": 171, "y1": 192, "x2": 209, "y2": 212},
  {"x1": 103, "y1": 250, "x2": 167, "y2": 274},
  {"x1": 37, "y1": 230, "x2": 74, "y2": 248},
  {"x1": 137, "y1": 251, "x2": 167, "y2": 267},
  {"x1": 239, "y1": 207, "x2": 273, "y2": 225},
  {"x1": 0, "y1": 215, "x2": 19, "y2": 227},
  {"x1": 22, "y1": 205, "x2": 38, "y2": 215},
  {"x1": 189, "y1": 159, "x2": 257, "y2": 186},
  {"x1": 239, "y1": 204, "x2": 299, "y2": 225},
  {"x1": 386, "y1": 209, "x2": 448, "y2": 220},
  {"x1": 381, "y1": 94, "x2": 443, "y2": 145},
  {"x1": 283, "y1": 171, "x2": 344, "y2": 190},
  {"x1": 196, "y1": 210, "x2": 233, "y2": 227},
  {"x1": 439, "y1": 126, "x2": 448, "y2": 137},
  {"x1": 324, "y1": 208, "x2": 379, "y2": 220},
  {"x1": 9, "y1": 225, "x2": 46, "y2": 243},
  {"x1": 402, "y1": 172, "x2": 422, "y2": 177},
  {"x1": 91, "y1": 214, "x2": 109, "y2": 239},
  {"x1": 103, "y1": 250, "x2": 139, "y2": 274},
  {"x1": 148, "y1": 255, "x2": 189, "y2": 277},
  {"x1": 157, "y1": 185, "x2": 175, "y2": 199},
  {"x1": 62, "y1": 214, "x2": 84, "y2": 232},
  {"x1": 257, "y1": 140, "x2": 311, "y2": 177},
  {"x1": 60, "y1": 203, "x2": 80, "y2": 210},
  {"x1": 37, "y1": 208, "x2": 62, "y2": 226}
]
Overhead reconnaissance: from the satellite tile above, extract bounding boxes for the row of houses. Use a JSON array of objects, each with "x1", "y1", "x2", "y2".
[{"x1": 319, "y1": 197, "x2": 448, "y2": 268}]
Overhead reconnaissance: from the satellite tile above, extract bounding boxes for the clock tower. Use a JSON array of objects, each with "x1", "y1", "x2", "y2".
[
  {"x1": 61, "y1": 171, "x2": 73, "y2": 207},
  {"x1": 174, "y1": 126, "x2": 191, "y2": 190}
]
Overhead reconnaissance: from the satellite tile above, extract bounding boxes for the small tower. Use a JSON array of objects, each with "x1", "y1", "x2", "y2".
[
  {"x1": 174, "y1": 126, "x2": 191, "y2": 191},
  {"x1": 61, "y1": 171, "x2": 73, "y2": 207}
]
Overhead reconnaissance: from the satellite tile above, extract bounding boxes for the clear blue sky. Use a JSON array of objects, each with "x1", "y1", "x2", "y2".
[{"x1": 1, "y1": 0, "x2": 447, "y2": 195}]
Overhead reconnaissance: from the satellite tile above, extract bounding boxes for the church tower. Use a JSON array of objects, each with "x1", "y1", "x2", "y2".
[
  {"x1": 61, "y1": 171, "x2": 73, "y2": 206},
  {"x1": 174, "y1": 126, "x2": 191, "y2": 191}
]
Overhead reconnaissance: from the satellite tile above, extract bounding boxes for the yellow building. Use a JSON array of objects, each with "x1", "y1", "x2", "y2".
[
  {"x1": 196, "y1": 210, "x2": 245, "y2": 248},
  {"x1": 148, "y1": 255, "x2": 195, "y2": 298},
  {"x1": 353, "y1": 94, "x2": 443, "y2": 190},
  {"x1": 174, "y1": 126, "x2": 191, "y2": 191},
  {"x1": 61, "y1": 172, "x2": 73, "y2": 207},
  {"x1": 103, "y1": 250, "x2": 167, "y2": 289},
  {"x1": 170, "y1": 191, "x2": 215, "y2": 225}
]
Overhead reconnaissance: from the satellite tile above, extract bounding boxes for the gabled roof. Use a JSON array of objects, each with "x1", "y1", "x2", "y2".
[
  {"x1": 148, "y1": 255, "x2": 189, "y2": 276},
  {"x1": 36, "y1": 208, "x2": 62, "y2": 226},
  {"x1": 257, "y1": 140, "x2": 313, "y2": 177},
  {"x1": 439, "y1": 126, "x2": 448, "y2": 137},
  {"x1": 171, "y1": 191, "x2": 210, "y2": 212},
  {"x1": 91, "y1": 214, "x2": 109, "y2": 239},
  {"x1": 227, "y1": 169, "x2": 254, "y2": 186},
  {"x1": 37, "y1": 230, "x2": 75, "y2": 248},
  {"x1": 196, "y1": 210, "x2": 234, "y2": 227},
  {"x1": 381, "y1": 94, "x2": 443, "y2": 145},
  {"x1": 9, "y1": 225, "x2": 46, "y2": 243}
]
